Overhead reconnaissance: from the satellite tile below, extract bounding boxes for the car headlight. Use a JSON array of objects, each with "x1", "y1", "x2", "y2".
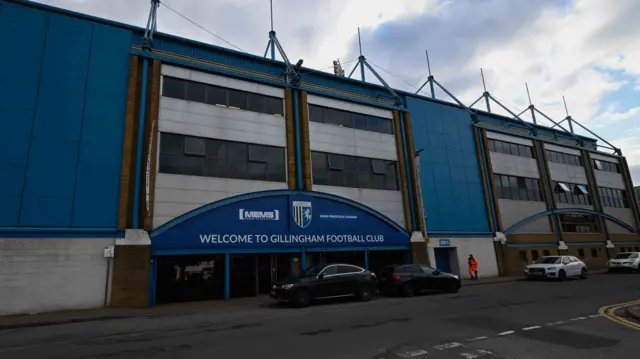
[
  {"x1": 282, "y1": 284, "x2": 294, "y2": 290},
  {"x1": 624, "y1": 261, "x2": 634, "y2": 265},
  {"x1": 452, "y1": 275, "x2": 459, "y2": 280},
  {"x1": 547, "y1": 267, "x2": 557, "y2": 271}
]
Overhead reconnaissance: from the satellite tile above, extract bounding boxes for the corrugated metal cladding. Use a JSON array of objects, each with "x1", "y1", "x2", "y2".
[
  {"x1": 0, "y1": 2, "x2": 131, "y2": 227},
  {"x1": 406, "y1": 97, "x2": 490, "y2": 233}
]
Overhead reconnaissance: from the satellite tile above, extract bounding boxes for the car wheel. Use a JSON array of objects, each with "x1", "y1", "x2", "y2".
[
  {"x1": 580, "y1": 268, "x2": 588, "y2": 279},
  {"x1": 558, "y1": 270, "x2": 566, "y2": 282},
  {"x1": 357, "y1": 285, "x2": 373, "y2": 301},
  {"x1": 401, "y1": 283, "x2": 415, "y2": 297},
  {"x1": 292, "y1": 289, "x2": 311, "y2": 308}
]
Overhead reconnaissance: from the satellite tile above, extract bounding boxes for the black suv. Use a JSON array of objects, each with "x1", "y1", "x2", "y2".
[
  {"x1": 378, "y1": 264, "x2": 461, "y2": 297},
  {"x1": 270, "y1": 263, "x2": 377, "y2": 308}
]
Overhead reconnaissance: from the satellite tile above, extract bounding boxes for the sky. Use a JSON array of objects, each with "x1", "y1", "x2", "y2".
[{"x1": 36, "y1": 0, "x2": 640, "y2": 183}]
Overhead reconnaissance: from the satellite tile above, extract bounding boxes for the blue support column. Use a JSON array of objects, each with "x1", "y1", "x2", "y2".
[
  {"x1": 224, "y1": 252, "x2": 230, "y2": 301},
  {"x1": 132, "y1": 58, "x2": 149, "y2": 229},
  {"x1": 301, "y1": 247, "x2": 307, "y2": 272},
  {"x1": 360, "y1": 60, "x2": 366, "y2": 82},
  {"x1": 293, "y1": 90, "x2": 303, "y2": 189},
  {"x1": 364, "y1": 250, "x2": 369, "y2": 270}
]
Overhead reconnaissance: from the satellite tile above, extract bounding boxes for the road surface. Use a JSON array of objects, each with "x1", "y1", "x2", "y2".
[{"x1": 1, "y1": 273, "x2": 639, "y2": 359}]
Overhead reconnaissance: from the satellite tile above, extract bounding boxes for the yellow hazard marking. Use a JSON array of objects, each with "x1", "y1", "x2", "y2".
[{"x1": 598, "y1": 299, "x2": 640, "y2": 331}]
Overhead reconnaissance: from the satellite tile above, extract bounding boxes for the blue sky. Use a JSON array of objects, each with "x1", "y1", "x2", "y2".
[{"x1": 37, "y1": 0, "x2": 640, "y2": 182}]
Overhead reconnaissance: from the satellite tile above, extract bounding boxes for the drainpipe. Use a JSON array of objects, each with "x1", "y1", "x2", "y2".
[{"x1": 293, "y1": 90, "x2": 303, "y2": 190}]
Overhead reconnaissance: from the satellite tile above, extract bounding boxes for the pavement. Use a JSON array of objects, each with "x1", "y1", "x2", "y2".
[
  {"x1": 0, "y1": 272, "x2": 638, "y2": 359},
  {"x1": 0, "y1": 274, "x2": 521, "y2": 330}
]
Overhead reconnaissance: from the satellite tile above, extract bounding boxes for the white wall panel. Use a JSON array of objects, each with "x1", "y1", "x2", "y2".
[
  {"x1": 0, "y1": 238, "x2": 115, "y2": 315},
  {"x1": 162, "y1": 64, "x2": 284, "y2": 98},
  {"x1": 595, "y1": 171, "x2": 626, "y2": 189},
  {"x1": 153, "y1": 174, "x2": 287, "y2": 228},
  {"x1": 490, "y1": 152, "x2": 540, "y2": 178},
  {"x1": 307, "y1": 94, "x2": 392, "y2": 119},
  {"x1": 548, "y1": 162, "x2": 588, "y2": 184},
  {"x1": 159, "y1": 97, "x2": 286, "y2": 147},
  {"x1": 498, "y1": 199, "x2": 551, "y2": 233},
  {"x1": 545, "y1": 144, "x2": 581, "y2": 156},
  {"x1": 604, "y1": 207, "x2": 636, "y2": 234},
  {"x1": 313, "y1": 185, "x2": 404, "y2": 226},
  {"x1": 309, "y1": 122, "x2": 397, "y2": 160},
  {"x1": 486, "y1": 131, "x2": 533, "y2": 146}
]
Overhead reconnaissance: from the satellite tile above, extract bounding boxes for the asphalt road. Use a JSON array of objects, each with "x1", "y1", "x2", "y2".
[{"x1": 1, "y1": 273, "x2": 639, "y2": 359}]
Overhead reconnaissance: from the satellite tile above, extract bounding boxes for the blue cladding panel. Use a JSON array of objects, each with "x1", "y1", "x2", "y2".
[
  {"x1": 407, "y1": 98, "x2": 490, "y2": 233},
  {"x1": 0, "y1": 3, "x2": 48, "y2": 225},
  {"x1": 0, "y1": 2, "x2": 131, "y2": 228}
]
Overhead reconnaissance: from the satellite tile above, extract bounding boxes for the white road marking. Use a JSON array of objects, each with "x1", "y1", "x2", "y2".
[
  {"x1": 433, "y1": 342, "x2": 462, "y2": 350},
  {"x1": 522, "y1": 326, "x2": 541, "y2": 331},
  {"x1": 589, "y1": 314, "x2": 601, "y2": 318},
  {"x1": 497, "y1": 330, "x2": 515, "y2": 336},
  {"x1": 547, "y1": 321, "x2": 564, "y2": 326},
  {"x1": 467, "y1": 336, "x2": 489, "y2": 342},
  {"x1": 397, "y1": 349, "x2": 428, "y2": 358}
]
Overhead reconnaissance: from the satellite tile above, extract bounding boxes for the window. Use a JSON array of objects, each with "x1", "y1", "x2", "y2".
[
  {"x1": 519, "y1": 251, "x2": 528, "y2": 262},
  {"x1": 543, "y1": 249, "x2": 550, "y2": 256},
  {"x1": 577, "y1": 248, "x2": 585, "y2": 258},
  {"x1": 559, "y1": 214, "x2": 600, "y2": 233},
  {"x1": 320, "y1": 266, "x2": 338, "y2": 276},
  {"x1": 531, "y1": 250, "x2": 540, "y2": 261},
  {"x1": 159, "y1": 133, "x2": 286, "y2": 182},
  {"x1": 311, "y1": 151, "x2": 399, "y2": 191},
  {"x1": 487, "y1": 139, "x2": 534, "y2": 158},
  {"x1": 493, "y1": 173, "x2": 543, "y2": 202},
  {"x1": 591, "y1": 248, "x2": 598, "y2": 258},
  {"x1": 553, "y1": 182, "x2": 592, "y2": 205},
  {"x1": 162, "y1": 76, "x2": 283, "y2": 116},
  {"x1": 598, "y1": 187, "x2": 630, "y2": 208},
  {"x1": 308, "y1": 104, "x2": 393, "y2": 135},
  {"x1": 546, "y1": 150, "x2": 582, "y2": 166},
  {"x1": 593, "y1": 159, "x2": 620, "y2": 173},
  {"x1": 337, "y1": 265, "x2": 363, "y2": 274}
]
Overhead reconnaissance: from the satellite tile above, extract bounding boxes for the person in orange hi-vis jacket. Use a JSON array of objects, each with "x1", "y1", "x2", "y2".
[{"x1": 468, "y1": 254, "x2": 479, "y2": 280}]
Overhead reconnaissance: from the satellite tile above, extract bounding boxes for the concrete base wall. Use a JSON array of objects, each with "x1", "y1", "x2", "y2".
[
  {"x1": 427, "y1": 237, "x2": 499, "y2": 278},
  {"x1": 0, "y1": 237, "x2": 115, "y2": 315}
]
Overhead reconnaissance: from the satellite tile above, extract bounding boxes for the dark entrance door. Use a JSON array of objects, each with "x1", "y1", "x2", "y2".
[{"x1": 434, "y1": 248, "x2": 452, "y2": 273}]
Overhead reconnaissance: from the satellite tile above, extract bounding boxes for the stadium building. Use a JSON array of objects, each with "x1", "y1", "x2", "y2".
[{"x1": 0, "y1": 0, "x2": 638, "y2": 315}]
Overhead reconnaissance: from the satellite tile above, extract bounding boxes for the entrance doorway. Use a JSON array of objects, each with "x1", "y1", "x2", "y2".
[
  {"x1": 256, "y1": 253, "x2": 294, "y2": 294},
  {"x1": 434, "y1": 248, "x2": 455, "y2": 273}
]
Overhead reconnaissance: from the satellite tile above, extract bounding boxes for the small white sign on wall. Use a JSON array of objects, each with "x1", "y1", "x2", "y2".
[{"x1": 103, "y1": 245, "x2": 115, "y2": 258}]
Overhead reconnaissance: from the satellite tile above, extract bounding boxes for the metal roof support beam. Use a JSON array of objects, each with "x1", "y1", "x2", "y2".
[
  {"x1": 532, "y1": 108, "x2": 584, "y2": 146},
  {"x1": 143, "y1": 0, "x2": 160, "y2": 49},
  {"x1": 361, "y1": 58, "x2": 403, "y2": 107},
  {"x1": 487, "y1": 94, "x2": 537, "y2": 135},
  {"x1": 565, "y1": 117, "x2": 621, "y2": 155},
  {"x1": 469, "y1": 95, "x2": 484, "y2": 109}
]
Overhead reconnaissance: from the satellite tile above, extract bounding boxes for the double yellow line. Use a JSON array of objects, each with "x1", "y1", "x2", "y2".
[{"x1": 599, "y1": 299, "x2": 640, "y2": 331}]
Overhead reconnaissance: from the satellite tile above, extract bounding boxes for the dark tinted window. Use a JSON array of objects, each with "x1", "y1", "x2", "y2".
[
  {"x1": 493, "y1": 173, "x2": 543, "y2": 202},
  {"x1": 487, "y1": 139, "x2": 534, "y2": 158},
  {"x1": 553, "y1": 181, "x2": 592, "y2": 205},
  {"x1": 162, "y1": 76, "x2": 283, "y2": 116},
  {"x1": 598, "y1": 187, "x2": 629, "y2": 208},
  {"x1": 559, "y1": 214, "x2": 600, "y2": 233},
  {"x1": 338, "y1": 265, "x2": 362, "y2": 274},
  {"x1": 311, "y1": 151, "x2": 399, "y2": 191},
  {"x1": 308, "y1": 104, "x2": 393, "y2": 135},
  {"x1": 321, "y1": 266, "x2": 338, "y2": 276},
  {"x1": 159, "y1": 133, "x2": 286, "y2": 182},
  {"x1": 593, "y1": 159, "x2": 620, "y2": 173}
]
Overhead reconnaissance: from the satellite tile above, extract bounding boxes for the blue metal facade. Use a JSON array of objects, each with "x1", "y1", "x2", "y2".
[
  {"x1": 0, "y1": 1, "x2": 131, "y2": 229},
  {"x1": 406, "y1": 97, "x2": 490, "y2": 234}
]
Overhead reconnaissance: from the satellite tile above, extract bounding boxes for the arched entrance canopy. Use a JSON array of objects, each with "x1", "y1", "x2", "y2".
[
  {"x1": 503, "y1": 207, "x2": 637, "y2": 236},
  {"x1": 150, "y1": 189, "x2": 410, "y2": 251}
]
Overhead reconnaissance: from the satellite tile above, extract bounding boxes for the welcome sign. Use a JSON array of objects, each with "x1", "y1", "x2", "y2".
[{"x1": 150, "y1": 191, "x2": 410, "y2": 250}]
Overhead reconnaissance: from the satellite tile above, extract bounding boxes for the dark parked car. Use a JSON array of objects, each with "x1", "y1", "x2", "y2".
[
  {"x1": 270, "y1": 263, "x2": 377, "y2": 308},
  {"x1": 377, "y1": 264, "x2": 461, "y2": 297}
]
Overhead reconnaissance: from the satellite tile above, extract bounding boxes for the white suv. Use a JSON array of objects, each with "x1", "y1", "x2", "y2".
[
  {"x1": 608, "y1": 252, "x2": 640, "y2": 273},
  {"x1": 525, "y1": 256, "x2": 588, "y2": 281}
]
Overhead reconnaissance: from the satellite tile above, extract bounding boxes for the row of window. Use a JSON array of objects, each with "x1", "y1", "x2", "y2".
[
  {"x1": 593, "y1": 159, "x2": 620, "y2": 173},
  {"x1": 546, "y1": 150, "x2": 583, "y2": 166},
  {"x1": 308, "y1": 104, "x2": 393, "y2": 135},
  {"x1": 310, "y1": 151, "x2": 399, "y2": 191},
  {"x1": 559, "y1": 214, "x2": 600, "y2": 233},
  {"x1": 487, "y1": 139, "x2": 534, "y2": 158},
  {"x1": 599, "y1": 187, "x2": 629, "y2": 208},
  {"x1": 553, "y1": 181, "x2": 592, "y2": 205},
  {"x1": 493, "y1": 174, "x2": 543, "y2": 202},
  {"x1": 162, "y1": 76, "x2": 285, "y2": 117},
  {"x1": 159, "y1": 133, "x2": 287, "y2": 182}
]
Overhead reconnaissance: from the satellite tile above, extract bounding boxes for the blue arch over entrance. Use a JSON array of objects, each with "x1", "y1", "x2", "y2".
[
  {"x1": 503, "y1": 207, "x2": 637, "y2": 236},
  {"x1": 150, "y1": 189, "x2": 411, "y2": 252}
]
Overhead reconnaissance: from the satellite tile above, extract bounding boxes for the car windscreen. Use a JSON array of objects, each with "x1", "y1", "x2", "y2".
[
  {"x1": 614, "y1": 253, "x2": 637, "y2": 259},
  {"x1": 533, "y1": 257, "x2": 561, "y2": 264}
]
